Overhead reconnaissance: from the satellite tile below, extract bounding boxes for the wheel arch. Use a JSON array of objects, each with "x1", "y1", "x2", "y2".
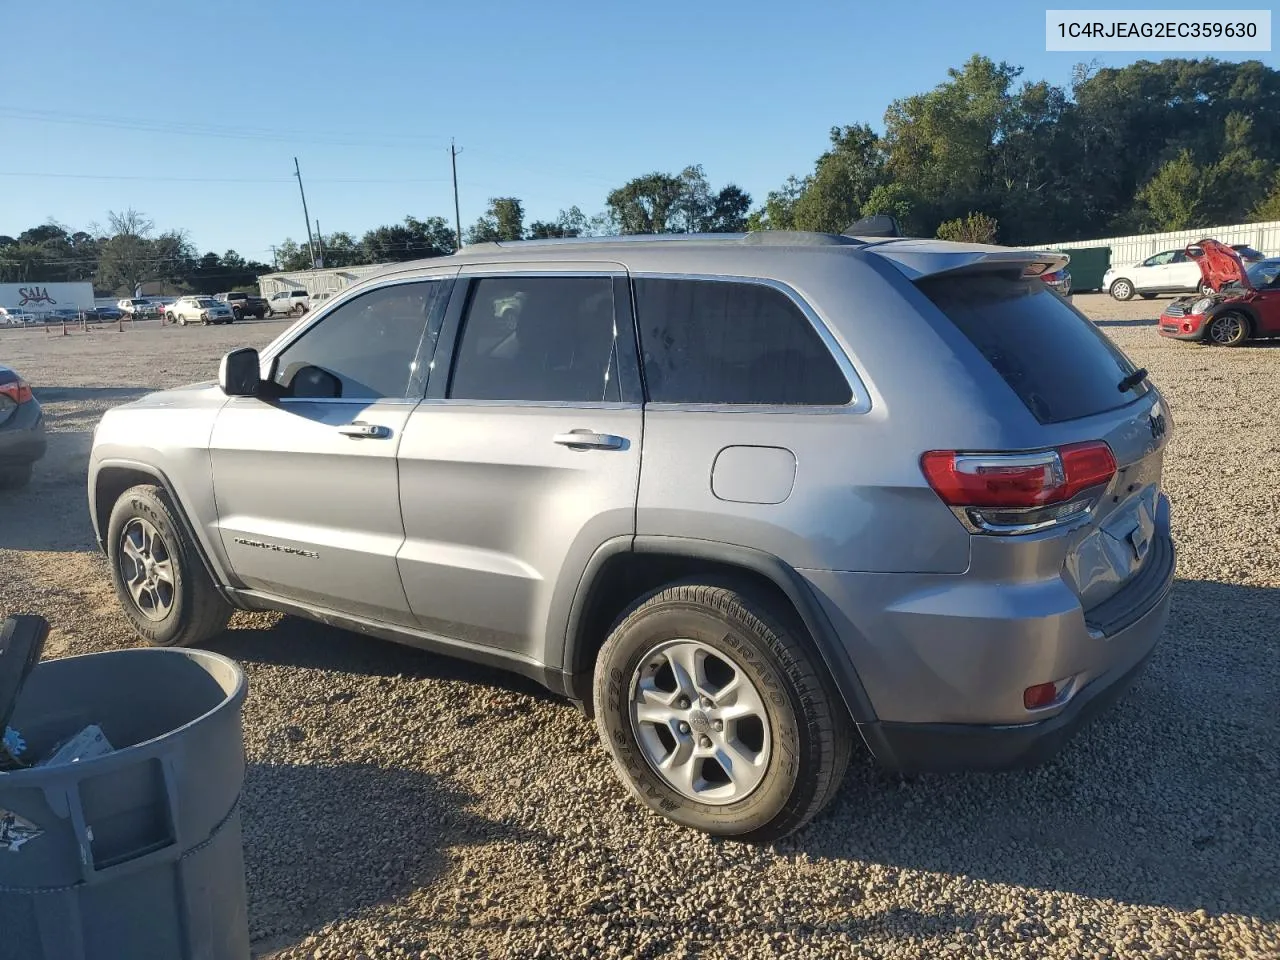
[
  {"x1": 92, "y1": 460, "x2": 231, "y2": 595},
  {"x1": 1205, "y1": 301, "x2": 1259, "y2": 333},
  {"x1": 561, "y1": 535, "x2": 878, "y2": 724}
]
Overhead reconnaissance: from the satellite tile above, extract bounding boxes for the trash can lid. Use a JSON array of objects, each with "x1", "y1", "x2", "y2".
[{"x1": 0, "y1": 616, "x2": 50, "y2": 738}]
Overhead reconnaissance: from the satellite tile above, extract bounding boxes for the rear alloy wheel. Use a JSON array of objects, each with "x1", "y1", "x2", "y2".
[
  {"x1": 1200, "y1": 282, "x2": 1215, "y2": 296},
  {"x1": 1109, "y1": 279, "x2": 1134, "y2": 301},
  {"x1": 291, "y1": 303, "x2": 305, "y2": 317},
  {"x1": 1208, "y1": 312, "x2": 1250, "y2": 347},
  {"x1": 594, "y1": 580, "x2": 851, "y2": 841},
  {"x1": 107, "y1": 484, "x2": 232, "y2": 646}
]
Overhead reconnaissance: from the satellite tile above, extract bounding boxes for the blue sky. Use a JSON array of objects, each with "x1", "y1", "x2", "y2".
[{"x1": 2, "y1": 0, "x2": 1275, "y2": 261}]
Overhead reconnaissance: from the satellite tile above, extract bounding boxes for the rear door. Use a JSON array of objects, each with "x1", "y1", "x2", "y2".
[
  {"x1": 1166, "y1": 250, "x2": 1201, "y2": 291},
  {"x1": 210, "y1": 273, "x2": 454, "y2": 625},
  {"x1": 395, "y1": 264, "x2": 642, "y2": 661}
]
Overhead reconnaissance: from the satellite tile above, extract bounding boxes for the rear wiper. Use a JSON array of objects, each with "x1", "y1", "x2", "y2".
[{"x1": 1117, "y1": 368, "x2": 1148, "y2": 393}]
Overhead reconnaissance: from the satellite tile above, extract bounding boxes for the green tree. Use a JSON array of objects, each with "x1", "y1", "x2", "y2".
[
  {"x1": 1250, "y1": 172, "x2": 1280, "y2": 221},
  {"x1": 747, "y1": 175, "x2": 806, "y2": 231},
  {"x1": 361, "y1": 215, "x2": 457, "y2": 262},
  {"x1": 606, "y1": 172, "x2": 685, "y2": 234},
  {"x1": 791, "y1": 124, "x2": 885, "y2": 233},
  {"x1": 467, "y1": 197, "x2": 525, "y2": 243},
  {"x1": 936, "y1": 212, "x2": 1000, "y2": 244}
]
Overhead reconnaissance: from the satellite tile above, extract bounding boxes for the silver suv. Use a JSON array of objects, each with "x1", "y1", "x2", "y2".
[{"x1": 88, "y1": 233, "x2": 1174, "y2": 840}]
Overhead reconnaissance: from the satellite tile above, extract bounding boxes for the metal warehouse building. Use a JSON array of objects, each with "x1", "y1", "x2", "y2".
[{"x1": 256, "y1": 264, "x2": 389, "y2": 299}]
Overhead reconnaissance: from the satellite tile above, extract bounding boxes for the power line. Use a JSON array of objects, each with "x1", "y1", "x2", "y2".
[
  {"x1": 0, "y1": 106, "x2": 451, "y2": 149},
  {"x1": 0, "y1": 171, "x2": 452, "y2": 184}
]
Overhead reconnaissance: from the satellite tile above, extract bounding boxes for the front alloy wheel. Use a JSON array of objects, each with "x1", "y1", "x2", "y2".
[
  {"x1": 118, "y1": 516, "x2": 175, "y2": 621},
  {"x1": 1208, "y1": 312, "x2": 1249, "y2": 347},
  {"x1": 1110, "y1": 279, "x2": 1134, "y2": 301}
]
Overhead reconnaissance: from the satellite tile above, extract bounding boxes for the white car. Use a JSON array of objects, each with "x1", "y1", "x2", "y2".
[
  {"x1": 117, "y1": 298, "x2": 160, "y2": 318},
  {"x1": 165, "y1": 296, "x2": 235, "y2": 326},
  {"x1": 1103, "y1": 248, "x2": 1212, "y2": 301},
  {"x1": 265, "y1": 289, "x2": 310, "y2": 317}
]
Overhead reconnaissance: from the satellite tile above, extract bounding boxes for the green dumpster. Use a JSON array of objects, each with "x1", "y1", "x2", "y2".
[{"x1": 1056, "y1": 246, "x2": 1111, "y2": 293}]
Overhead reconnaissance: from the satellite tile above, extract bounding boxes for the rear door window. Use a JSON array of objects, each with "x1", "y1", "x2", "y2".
[
  {"x1": 632, "y1": 278, "x2": 851, "y2": 405},
  {"x1": 918, "y1": 273, "x2": 1149, "y2": 424}
]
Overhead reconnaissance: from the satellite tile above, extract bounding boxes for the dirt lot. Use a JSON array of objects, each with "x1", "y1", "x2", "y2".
[{"x1": 1, "y1": 297, "x2": 1278, "y2": 959}]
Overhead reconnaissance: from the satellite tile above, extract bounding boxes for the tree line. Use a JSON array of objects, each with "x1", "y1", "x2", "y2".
[{"x1": 5, "y1": 55, "x2": 1280, "y2": 295}]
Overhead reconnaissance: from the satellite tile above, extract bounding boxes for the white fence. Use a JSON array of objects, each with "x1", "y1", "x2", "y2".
[
  {"x1": 1024, "y1": 220, "x2": 1280, "y2": 267},
  {"x1": 257, "y1": 264, "x2": 387, "y2": 298}
]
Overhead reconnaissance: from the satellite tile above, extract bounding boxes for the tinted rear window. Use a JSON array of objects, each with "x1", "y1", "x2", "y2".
[
  {"x1": 918, "y1": 273, "x2": 1148, "y2": 424},
  {"x1": 633, "y1": 278, "x2": 851, "y2": 405}
]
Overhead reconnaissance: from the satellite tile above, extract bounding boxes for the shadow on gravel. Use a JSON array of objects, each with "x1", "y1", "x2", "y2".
[
  {"x1": 241, "y1": 760, "x2": 537, "y2": 953},
  {"x1": 32, "y1": 385, "x2": 157, "y2": 404},
  {"x1": 1093, "y1": 317, "x2": 1159, "y2": 327},
  {"x1": 0, "y1": 430, "x2": 98, "y2": 551},
  {"x1": 208, "y1": 617, "x2": 560, "y2": 705},
  {"x1": 787, "y1": 577, "x2": 1280, "y2": 922}
]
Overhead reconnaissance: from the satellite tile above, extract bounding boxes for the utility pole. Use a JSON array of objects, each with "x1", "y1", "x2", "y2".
[
  {"x1": 314, "y1": 220, "x2": 325, "y2": 268},
  {"x1": 450, "y1": 139, "x2": 463, "y2": 250},
  {"x1": 294, "y1": 157, "x2": 316, "y2": 268},
  {"x1": 270, "y1": 245, "x2": 279, "y2": 271}
]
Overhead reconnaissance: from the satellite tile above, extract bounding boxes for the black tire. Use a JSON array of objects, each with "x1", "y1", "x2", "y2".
[
  {"x1": 106, "y1": 484, "x2": 232, "y2": 647},
  {"x1": 1207, "y1": 311, "x2": 1250, "y2": 347},
  {"x1": 593, "y1": 579, "x2": 852, "y2": 841},
  {"x1": 1109, "y1": 279, "x2": 1134, "y2": 301},
  {"x1": 291, "y1": 303, "x2": 305, "y2": 317},
  {"x1": 0, "y1": 463, "x2": 33, "y2": 489}
]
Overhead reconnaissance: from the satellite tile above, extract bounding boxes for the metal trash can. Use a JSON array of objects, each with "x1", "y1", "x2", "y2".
[{"x1": 0, "y1": 641, "x2": 250, "y2": 960}]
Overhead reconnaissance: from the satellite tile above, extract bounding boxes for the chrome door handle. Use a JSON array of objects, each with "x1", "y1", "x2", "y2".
[
  {"x1": 553, "y1": 430, "x2": 625, "y2": 450},
  {"x1": 338, "y1": 422, "x2": 391, "y2": 439}
]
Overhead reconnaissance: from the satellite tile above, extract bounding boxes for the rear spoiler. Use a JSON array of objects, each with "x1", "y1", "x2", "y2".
[{"x1": 864, "y1": 243, "x2": 1070, "y2": 281}]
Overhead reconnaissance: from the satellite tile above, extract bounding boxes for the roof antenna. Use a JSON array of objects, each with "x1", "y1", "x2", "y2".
[{"x1": 842, "y1": 214, "x2": 902, "y2": 238}]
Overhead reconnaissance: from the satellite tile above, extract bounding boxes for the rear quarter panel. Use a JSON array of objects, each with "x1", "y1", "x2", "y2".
[{"x1": 635, "y1": 250, "x2": 1037, "y2": 575}]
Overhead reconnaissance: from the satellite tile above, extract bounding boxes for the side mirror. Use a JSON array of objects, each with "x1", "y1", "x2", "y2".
[{"x1": 219, "y1": 347, "x2": 260, "y2": 396}]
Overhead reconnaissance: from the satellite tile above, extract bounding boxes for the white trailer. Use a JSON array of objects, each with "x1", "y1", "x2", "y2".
[{"x1": 0, "y1": 282, "x2": 95, "y2": 315}]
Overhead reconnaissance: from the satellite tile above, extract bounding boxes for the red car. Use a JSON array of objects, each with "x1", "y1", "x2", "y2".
[{"x1": 1159, "y1": 239, "x2": 1280, "y2": 346}]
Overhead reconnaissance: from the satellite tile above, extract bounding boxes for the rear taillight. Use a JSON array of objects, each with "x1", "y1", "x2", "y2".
[
  {"x1": 921, "y1": 441, "x2": 1116, "y2": 534},
  {"x1": 0, "y1": 379, "x2": 33, "y2": 405}
]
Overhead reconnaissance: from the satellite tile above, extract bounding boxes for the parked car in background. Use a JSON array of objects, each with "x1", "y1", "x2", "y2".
[
  {"x1": 84, "y1": 305, "x2": 124, "y2": 323},
  {"x1": 0, "y1": 309, "x2": 39, "y2": 326},
  {"x1": 47, "y1": 308, "x2": 83, "y2": 324},
  {"x1": 117, "y1": 298, "x2": 160, "y2": 319},
  {"x1": 265, "y1": 289, "x2": 310, "y2": 317},
  {"x1": 1160, "y1": 240, "x2": 1280, "y2": 346},
  {"x1": 89, "y1": 232, "x2": 1174, "y2": 841},
  {"x1": 216, "y1": 291, "x2": 268, "y2": 320},
  {"x1": 1103, "y1": 248, "x2": 1209, "y2": 300},
  {"x1": 1232, "y1": 244, "x2": 1266, "y2": 264},
  {"x1": 1041, "y1": 266, "x2": 1072, "y2": 296},
  {"x1": 166, "y1": 296, "x2": 235, "y2": 326},
  {"x1": 0, "y1": 361, "x2": 45, "y2": 488}
]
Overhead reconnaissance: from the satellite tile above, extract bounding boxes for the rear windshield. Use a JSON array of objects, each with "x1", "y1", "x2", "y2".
[{"x1": 918, "y1": 273, "x2": 1149, "y2": 424}]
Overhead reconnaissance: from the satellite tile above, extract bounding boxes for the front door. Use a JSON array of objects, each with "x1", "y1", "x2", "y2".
[
  {"x1": 210, "y1": 275, "x2": 453, "y2": 625},
  {"x1": 396, "y1": 268, "x2": 643, "y2": 662}
]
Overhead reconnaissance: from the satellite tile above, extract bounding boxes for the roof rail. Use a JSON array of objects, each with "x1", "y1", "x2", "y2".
[{"x1": 457, "y1": 231, "x2": 870, "y2": 253}]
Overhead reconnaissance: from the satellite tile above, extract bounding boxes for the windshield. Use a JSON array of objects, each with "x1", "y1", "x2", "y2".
[{"x1": 1245, "y1": 259, "x2": 1280, "y2": 289}]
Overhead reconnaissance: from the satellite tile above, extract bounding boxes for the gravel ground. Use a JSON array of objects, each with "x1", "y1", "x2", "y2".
[{"x1": 1, "y1": 297, "x2": 1277, "y2": 960}]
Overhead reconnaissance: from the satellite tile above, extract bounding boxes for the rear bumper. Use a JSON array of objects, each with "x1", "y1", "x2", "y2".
[
  {"x1": 856, "y1": 585, "x2": 1169, "y2": 774},
  {"x1": 0, "y1": 401, "x2": 46, "y2": 466},
  {"x1": 801, "y1": 494, "x2": 1175, "y2": 772}
]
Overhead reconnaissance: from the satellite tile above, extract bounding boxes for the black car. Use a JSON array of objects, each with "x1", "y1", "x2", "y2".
[
  {"x1": 84, "y1": 306, "x2": 124, "y2": 323},
  {"x1": 0, "y1": 364, "x2": 45, "y2": 488}
]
